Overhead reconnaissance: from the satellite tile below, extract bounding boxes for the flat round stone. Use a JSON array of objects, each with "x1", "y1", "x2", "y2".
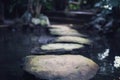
[
  {"x1": 55, "y1": 36, "x2": 92, "y2": 45},
  {"x1": 23, "y1": 55, "x2": 99, "y2": 80},
  {"x1": 50, "y1": 28, "x2": 86, "y2": 36},
  {"x1": 41, "y1": 43, "x2": 84, "y2": 51}
]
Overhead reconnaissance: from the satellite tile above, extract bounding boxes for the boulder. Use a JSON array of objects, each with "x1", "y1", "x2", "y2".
[{"x1": 23, "y1": 55, "x2": 99, "y2": 80}]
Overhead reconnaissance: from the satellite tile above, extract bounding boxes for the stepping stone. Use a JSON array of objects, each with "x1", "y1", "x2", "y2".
[
  {"x1": 41, "y1": 43, "x2": 84, "y2": 51},
  {"x1": 31, "y1": 43, "x2": 83, "y2": 54},
  {"x1": 49, "y1": 24, "x2": 72, "y2": 28},
  {"x1": 50, "y1": 28, "x2": 85, "y2": 36},
  {"x1": 49, "y1": 25, "x2": 73, "y2": 31},
  {"x1": 23, "y1": 55, "x2": 99, "y2": 80},
  {"x1": 49, "y1": 24, "x2": 87, "y2": 37},
  {"x1": 54, "y1": 36, "x2": 92, "y2": 45}
]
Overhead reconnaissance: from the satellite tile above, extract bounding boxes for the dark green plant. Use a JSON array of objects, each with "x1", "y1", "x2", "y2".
[
  {"x1": 69, "y1": 4, "x2": 80, "y2": 10},
  {"x1": 95, "y1": 0, "x2": 120, "y2": 9},
  {"x1": 43, "y1": 0, "x2": 53, "y2": 10},
  {"x1": 9, "y1": 0, "x2": 27, "y2": 13}
]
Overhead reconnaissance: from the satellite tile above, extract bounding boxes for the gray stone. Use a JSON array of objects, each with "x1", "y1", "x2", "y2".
[
  {"x1": 31, "y1": 14, "x2": 50, "y2": 26},
  {"x1": 49, "y1": 24, "x2": 87, "y2": 37},
  {"x1": 54, "y1": 36, "x2": 92, "y2": 45},
  {"x1": 23, "y1": 55, "x2": 99, "y2": 80},
  {"x1": 49, "y1": 28, "x2": 86, "y2": 37},
  {"x1": 41, "y1": 43, "x2": 84, "y2": 51}
]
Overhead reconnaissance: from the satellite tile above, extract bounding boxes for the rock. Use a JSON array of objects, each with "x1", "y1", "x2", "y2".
[
  {"x1": 31, "y1": 43, "x2": 84, "y2": 54},
  {"x1": 49, "y1": 24, "x2": 87, "y2": 37},
  {"x1": 41, "y1": 43, "x2": 84, "y2": 51},
  {"x1": 31, "y1": 18, "x2": 41, "y2": 25},
  {"x1": 50, "y1": 28, "x2": 86, "y2": 37},
  {"x1": 38, "y1": 36, "x2": 55, "y2": 44},
  {"x1": 50, "y1": 29, "x2": 80, "y2": 36},
  {"x1": 54, "y1": 36, "x2": 92, "y2": 45},
  {"x1": 31, "y1": 14, "x2": 50, "y2": 26},
  {"x1": 49, "y1": 24, "x2": 72, "y2": 28},
  {"x1": 23, "y1": 55, "x2": 99, "y2": 80},
  {"x1": 49, "y1": 25, "x2": 73, "y2": 31}
]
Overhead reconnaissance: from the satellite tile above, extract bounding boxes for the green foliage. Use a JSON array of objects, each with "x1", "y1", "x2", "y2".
[
  {"x1": 69, "y1": 4, "x2": 80, "y2": 10},
  {"x1": 94, "y1": 0, "x2": 120, "y2": 15},
  {"x1": 9, "y1": 0, "x2": 27, "y2": 13},
  {"x1": 8, "y1": 0, "x2": 54, "y2": 13},
  {"x1": 43, "y1": 0, "x2": 54, "y2": 10},
  {"x1": 95, "y1": 0, "x2": 120, "y2": 9},
  {"x1": 108, "y1": 0, "x2": 120, "y2": 7}
]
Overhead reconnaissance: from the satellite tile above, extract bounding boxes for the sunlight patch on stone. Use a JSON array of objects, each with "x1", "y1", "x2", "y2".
[
  {"x1": 41, "y1": 43, "x2": 84, "y2": 51},
  {"x1": 55, "y1": 36, "x2": 92, "y2": 45}
]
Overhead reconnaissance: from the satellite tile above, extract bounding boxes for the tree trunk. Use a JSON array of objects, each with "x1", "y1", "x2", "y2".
[
  {"x1": 28, "y1": 0, "x2": 42, "y2": 17},
  {"x1": 35, "y1": 0, "x2": 42, "y2": 17},
  {"x1": 0, "y1": 2, "x2": 4, "y2": 24}
]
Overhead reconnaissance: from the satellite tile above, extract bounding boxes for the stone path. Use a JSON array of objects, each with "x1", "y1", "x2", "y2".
[
  {"x1": 0, "y1": 21, "x2": 119, "y2": 80},
  {"x1": 31, "y1": 24, "x2": 105, "y2": 55},
  {"x1": 40, "y1": 24, "x2": 91, "y2": 52},
  {"x1": 22, "y1": 24, "x2": 103, "y2": 80}
]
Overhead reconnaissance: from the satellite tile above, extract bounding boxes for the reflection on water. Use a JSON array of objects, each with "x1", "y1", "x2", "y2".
[
  {"x1": 0, "y1": 29, "x2": 34, "y2": 80},
  {"x1": 93, "y1": 48, "x2": 120, "y2": 80},
  {"x1": 98, "y1": 49, "x2": 110, "y2": 60},
  {"x1": 96, "y1": 48, "x2": 115, "y2": 74}
]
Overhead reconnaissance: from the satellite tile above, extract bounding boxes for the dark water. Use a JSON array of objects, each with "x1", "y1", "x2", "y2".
[
  {"x1": 91, "y1": 32, "x2": 120, "y2": 80},
  {"x1": 0, "y1": 27, "x2": 120, "y2": 80},
  {"x1": 0, "y1": 28, "x2": 34, "y2": 80}
]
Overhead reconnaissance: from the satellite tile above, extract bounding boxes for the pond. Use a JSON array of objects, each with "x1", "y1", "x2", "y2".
[{"x1": 0, "y1": 26, "x2": 120, "y2": 80}]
